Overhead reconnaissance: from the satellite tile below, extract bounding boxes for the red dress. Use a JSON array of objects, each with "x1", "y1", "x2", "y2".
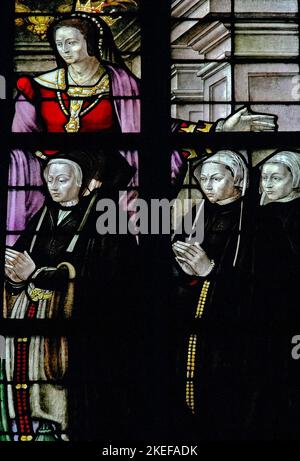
[{"x1": 16, "y1": 69, "x2": 116, "y2": 135}]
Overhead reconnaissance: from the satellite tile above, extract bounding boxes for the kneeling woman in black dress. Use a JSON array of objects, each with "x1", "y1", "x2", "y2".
[
  {"x1": 172, "y1": 150, "x2": 250, "y2": 440},
  {"x1": 247, "y1": 151, "x2": 300, "y2": 440},
  {"x1": 4, "y1": 150, "x2": 138, "y2": 441}
]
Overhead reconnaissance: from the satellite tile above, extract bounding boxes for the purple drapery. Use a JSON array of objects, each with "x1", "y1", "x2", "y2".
[
  {"x1": 108, "y1": 65, "x2": 140, "y2": 186},
  {"x1": 7, "y1": 95, "x2": 45, "y2": 245}
]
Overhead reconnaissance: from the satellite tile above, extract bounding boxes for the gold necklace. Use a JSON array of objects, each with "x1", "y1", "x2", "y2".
[
  {"x1": 68, "y1": 65, "x2": 102, "y2": 87},
  {"x1": 57, "y1": 71, "x2": 110, "y2": 133},
  {"x1": 57, "y1": 91, "x2": 105, "y2": 133}
]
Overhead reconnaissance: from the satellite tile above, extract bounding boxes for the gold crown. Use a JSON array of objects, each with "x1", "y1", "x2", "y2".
[
  {"x1": 75, "y1": 0, "x2": 105, "y2": 13},
  {"x1": 75, "y1": 0, "x2": 137, "y2": 14}
]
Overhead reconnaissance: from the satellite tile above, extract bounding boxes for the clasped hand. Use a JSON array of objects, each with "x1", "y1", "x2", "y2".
[
  {"x1": 172, "y1": 241, "x2": 212, "y2": 277},
  {"x1": 5, "y1": 249, "x2": 36, "y2": 283}
]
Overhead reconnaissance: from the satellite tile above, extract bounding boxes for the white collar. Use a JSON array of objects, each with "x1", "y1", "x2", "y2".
[
  {"x1": 214, "y1": 194, "x2": 241, "y2": 206},
  {"x1": 260, "y1": 189, "x2": 300, "y2": 206},
  {"x1": 60, "y1": 199, "x2": 79, "y2": 207}
]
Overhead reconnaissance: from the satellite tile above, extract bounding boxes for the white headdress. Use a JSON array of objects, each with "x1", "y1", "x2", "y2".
[
  {"x1": 44, "y1": 159, "x2": 83, "y2": 187},
  {"x1": 192, "y1": 150, "x2": 249, "y2": 267},
  {"x1": 263, "y1": 151, "x2": 300, "y2": 188},
  {"x1": 202, "y1": 150, "x2": 249, "y2": 197},
  {"x1": 260, "y1": 151, "x2": 300, "y2": 205}
]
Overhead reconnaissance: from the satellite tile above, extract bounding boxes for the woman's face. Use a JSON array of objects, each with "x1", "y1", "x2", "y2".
[
  {"x1": 55, "y1": 26, "x2": 89, "y2": 64},
  {"x1": 46, "y1": 163, "x2": 81, "y2": 204},
  {"x1": 261, "y1": 163, "x2": 293, "y2": 201},
  {"x1": 200, "y1": 162, "x2": 239, "y2": 203}
]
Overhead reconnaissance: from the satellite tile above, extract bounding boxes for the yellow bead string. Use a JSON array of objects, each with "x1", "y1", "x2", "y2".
[
  {"x1": 185, "y1": 281, "x2": 211, "y2": 413},
  {"x1": 195, "y1": 280, "x2": 210, "y2": 319},
  {"x1": 185, "y1": 334, "x2": 197, "y2": 413}
]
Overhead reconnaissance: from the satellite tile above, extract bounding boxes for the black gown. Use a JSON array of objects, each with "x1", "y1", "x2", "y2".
[
  {"x1": 6, "y1": 187, "x2": 140, "y2": 441},
  {"x1": 172, "y1": 197, "x2": 251, "y2": 440},
  {"x1": 245, "y1": 196, "x2": 300, "y2": 440}
]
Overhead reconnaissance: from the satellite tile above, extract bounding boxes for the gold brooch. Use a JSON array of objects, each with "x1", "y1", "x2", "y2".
[{"x1": 28, "y1": 287, "x2": 52, "y2": 302}]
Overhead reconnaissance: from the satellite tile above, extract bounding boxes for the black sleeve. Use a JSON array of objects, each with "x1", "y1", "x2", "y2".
[{"x1": 30, "y1": 266, "x2": 69, "y2": 292}]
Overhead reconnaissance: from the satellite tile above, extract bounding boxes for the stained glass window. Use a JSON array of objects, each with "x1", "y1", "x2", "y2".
[
  {"x1": 170, "y1": 0, "x2": 300, "y2": 443},
  {"x1": 1, "y1": 0, "x2": 300, "y2": 447},
  {"x1": 1, "y1": 0, "x2": 141, "y2": 444}
]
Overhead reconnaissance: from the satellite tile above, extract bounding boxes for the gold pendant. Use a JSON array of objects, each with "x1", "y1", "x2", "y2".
[
  {"x1": 64, "y1": 99, "x2": 84, "y2": 133},
  {"x1": 28, "y1": 287, "x2": 52, "y2": 302},
  {"x1": 65, "y1": 116, "x2": 81, "y2": 133}
]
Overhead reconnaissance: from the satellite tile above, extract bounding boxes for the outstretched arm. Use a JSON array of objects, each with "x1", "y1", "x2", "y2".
[
  {"x1": 220, "y1": 106, "x2": 278, "y2": 132},
  {"x1": 172, "y1": 106, "x2": 277, "y2": 135}
]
